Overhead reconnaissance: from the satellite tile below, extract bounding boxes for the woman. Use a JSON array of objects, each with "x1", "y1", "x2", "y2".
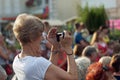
[
  {"x1": 86, "y1": 62, "x2": 116, "y2": 80},
  {"x1": 75, "y1": 57, "x2": 90, "y2": 80},
  {"x1": 99, "y1": 56, "x2": 112, "y2": 66},
  {"x1": 90, "y1": 25, "x2": 109, "y2": 45},
  {"x1": 91, "y1": 26, "x2": 109, "y2": 60},
  {"x1": 57, "y1": 51, "x2": 67, "y2": 71},
  {"x1": 73, "y1": 44, "x2": 85, "y2": 59},
  {"x1": 0, "y1": 32, "x2": 9, "y2": 66},
  {"x1": 75, "y1": 46, "x2": 97, "y2": 80},
  {"x1": 110, "y1": 54, "x2": 120, "y2": 80},
  {"x1": 0, "y1": 32, "x2": 13, "y2": 78},
  {"x1": 12, "y1": 13, "x2": 78, "y2": 80}
]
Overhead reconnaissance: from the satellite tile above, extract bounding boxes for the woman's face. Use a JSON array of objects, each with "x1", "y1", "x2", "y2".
[
  {"x1": 103, "y1": 29, "x2": 109, "y2": 34},
  {"x1": 91, "y1": 52, "x2": 97, "y2": 62}
]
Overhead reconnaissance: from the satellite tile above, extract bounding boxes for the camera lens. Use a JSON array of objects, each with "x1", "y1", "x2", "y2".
[{"x1": 56, "y1": 32, "x2": 65, "y2": 42}]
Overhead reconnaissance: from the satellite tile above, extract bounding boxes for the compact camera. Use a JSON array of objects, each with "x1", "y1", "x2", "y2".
[{"x1": 56, "y1": 32, "x2": 65, "y2": 42}]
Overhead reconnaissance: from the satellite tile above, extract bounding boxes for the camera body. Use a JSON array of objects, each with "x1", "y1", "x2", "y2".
[{"x1": 56, "y1": 32, "x2": 65, "y2": 42}]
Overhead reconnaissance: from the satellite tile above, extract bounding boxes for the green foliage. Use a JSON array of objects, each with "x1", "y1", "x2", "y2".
[
  {"x1": 77, "y1": 4, "x2": 108, "y2": 32},
  {"x1": 109, "y1": 29, "x2": 120, "y2": 40},
  {"x1": 14, "y1": 41, "x2": 21, "y2": 49}
]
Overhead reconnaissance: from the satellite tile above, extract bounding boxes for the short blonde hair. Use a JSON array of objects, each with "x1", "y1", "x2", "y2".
[
  {"x1": 99, "y1": 56, "x2": 111, "y2": 66},
  {"x1": 75, "y1": 57, "x2": 91, "y2": 80},
  {"x1": 13, "y1": 13, "x2": 44, "y2": 45}
]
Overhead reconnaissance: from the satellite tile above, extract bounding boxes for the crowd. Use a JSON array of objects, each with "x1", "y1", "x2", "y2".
[
  {"x1": 73, "y1": 22, "x2": 120, "y2": 80},
  {"x1": 0, "y1": 13, "x2": 120, "y2": 80}
]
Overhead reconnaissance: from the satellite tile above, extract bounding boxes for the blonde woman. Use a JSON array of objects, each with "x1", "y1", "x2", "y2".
[{"x1": 12, "y1": 14, "x2": 78, "y2": 80}]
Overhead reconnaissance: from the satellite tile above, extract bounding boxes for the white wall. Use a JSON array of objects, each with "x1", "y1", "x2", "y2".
[
  {"x1": 0, "y1": 0, "x2": 48, "y2": 18},
  {"x1": 0, "y1": 0, "x2": 27, "y2": 17},
  {"x1": 0, "y1": 0, "x2": 80, "y2": 21},
  {"x1": 51, "y1": 0, "x2": 80, "y2": 20}
]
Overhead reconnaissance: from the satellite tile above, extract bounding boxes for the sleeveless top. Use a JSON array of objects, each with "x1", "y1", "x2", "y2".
[
  {"x1": 97, "y1": 42, "x2": 107, "y2": 54},
  {"x1": 13, "y1": 55, "x2": 51, "y2": 80}
]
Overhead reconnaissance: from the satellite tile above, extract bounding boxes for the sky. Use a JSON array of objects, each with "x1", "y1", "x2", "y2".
[{"x1": 81, "y1": 0, "x2": 117, "y2": 9}]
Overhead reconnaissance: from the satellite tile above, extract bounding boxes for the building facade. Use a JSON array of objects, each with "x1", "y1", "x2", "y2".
[
  {"x1": 0, "y1": 0, "x2": 26, "y2": 18},
  {"x1": 0, "y1": 0, "x2": 80, "y2": 21},
  {"x1": 107, "y1": 0, "x2": 120, "y2": 19},
  {"x1": 80, "y1": 0, "x2": 120, "y2": 19},
  {"x1": 0, "y1": 0, "x2": 49, "y2": 32},
  {"x1": 50, "y1": 0, "x2": 80, "y2": 20},
  {"x1": 0, "y1": 0, "x2": 49, "y2": 20},
  {"x1": 1, "y1": 0, "x2": 120, "y2": 20}
]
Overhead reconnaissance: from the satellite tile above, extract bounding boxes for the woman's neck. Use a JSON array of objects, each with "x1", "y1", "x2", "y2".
[{"x1": 20, "y1": 43, "x2": 42, "y2": 58}]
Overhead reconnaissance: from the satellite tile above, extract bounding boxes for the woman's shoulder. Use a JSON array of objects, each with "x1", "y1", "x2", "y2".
[
  {"x1": 13, "y1": 55, "x2": 51, "y2": 69},
  {"x1": 14, "y1": 55, "x2": 49, "y2": 62},
  {"x1": 34, "y1": 57, "x2": 51, "y2": 65}
]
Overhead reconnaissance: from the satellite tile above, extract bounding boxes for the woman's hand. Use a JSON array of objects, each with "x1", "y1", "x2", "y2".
[
  {"x1": 60, "y1": 31, "x2": 73, "y2": 55},
  {"x1": 47, "y1": 27, "x2": 61, "y2": 51}
]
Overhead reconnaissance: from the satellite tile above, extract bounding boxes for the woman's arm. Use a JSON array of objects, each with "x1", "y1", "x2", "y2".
[
  {"x1": 45, "y1": 48, "x2": 78, "y2": 80},
  {"x1": 46, "y1": 28, "x2": 78, "y2": 80},
  {"x1": 47, "y1": 27, "x2": 61, "y2": 65}
]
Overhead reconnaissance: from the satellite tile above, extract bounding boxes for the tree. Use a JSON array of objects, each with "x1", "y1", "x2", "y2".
[{"x1": 77, "y1": 4, "x2": 108, "y2": 33}]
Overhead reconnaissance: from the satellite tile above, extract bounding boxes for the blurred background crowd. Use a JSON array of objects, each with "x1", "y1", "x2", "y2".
[{"x1": 0, "y1": 0, "x2": 120, "y2": 80}]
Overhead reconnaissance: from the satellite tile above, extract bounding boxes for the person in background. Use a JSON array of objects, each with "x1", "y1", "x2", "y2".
[
  {"x1": 86, "y1": 62, "x2": 116, "y2": 80},
  {"x1": 90, "y1": 26, "x2": 102, "y2": 45},
  {"x1": 0, "y1": 32, "x2": 14, "y2": 77},
  {"x1": 0, "y1": 65, "x2": 7, "y2": 80},
  {"x1": 75, "y1": 57, "x2": 90, "y2": 80},
  {"x1": 73, "y1": 44, "x2": 85, "y2": 59},
  {"x1": 0, "y1": 32, "x2": 9, "y2": 66},
  {"x1": 80, "y1": 22, "x2": 90, "y2": 42},
  {"x1": 12, "y1": 14, "x2": 78, "y2": 80},
  {"x1": 101, "y1": 26, "x2": 110, "y2": 44},
  {"x1": 40, "y1": 21, "x2": 51, "y2": 59},
  {"x1": 91, "y1": 26, "x2": 109, "y2": 57},
  {"x1": 57, "y1": 51, "x2": 67, "y2": 71},
  {"x1": 8, "y1": 46, "x2": 18, "y2": 64},
  {"x1": 110, "y1": 54, "x2": 120, "y2": 80},
  {"x1": 81, "y1": 46, "x2": 98, "y2": 63},
  {"x1": 73, "y1": 22, "x2": 88, "y2": 48},
  {"x1": 75, "y1": 46, "x2": 97, "y2": 80},
  {"x1": 5, "y1": 22, "x2": 16, "y2": 48},
  {"x1": 90, "y1": 25, "x2": 109, "y2": 45},
  {"x1": 99, "y1": 56, "x2": 112, "y2": 66}
]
